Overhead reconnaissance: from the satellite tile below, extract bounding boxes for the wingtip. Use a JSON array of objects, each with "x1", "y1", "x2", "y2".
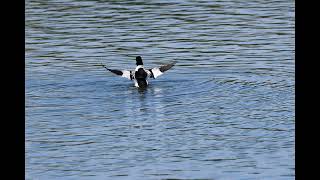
[{"x1": 100, "y1": 63, "x2": 110, "y2": 70}]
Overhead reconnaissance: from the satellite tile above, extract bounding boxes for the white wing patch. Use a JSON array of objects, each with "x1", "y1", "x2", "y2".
[
  {"x1": 151, "y1": 68, "x2": 163, "y2": 79},
  {"x1": 121, "y1": 70, "x2": 132, "y2": 80}
]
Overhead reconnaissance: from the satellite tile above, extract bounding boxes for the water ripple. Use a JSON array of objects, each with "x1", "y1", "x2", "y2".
[{"x1": 26, "y1": 0, "x2": 294, "y2": 179}]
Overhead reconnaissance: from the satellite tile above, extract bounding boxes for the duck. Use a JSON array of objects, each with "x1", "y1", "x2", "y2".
[{"x1": 101, "y1": 56, "x2": 175, "y2": 88}]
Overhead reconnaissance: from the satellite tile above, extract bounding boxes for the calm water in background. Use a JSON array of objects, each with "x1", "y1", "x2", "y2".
[{"x1": 26, "y1": 0, "x2": 295, "y2": 179}]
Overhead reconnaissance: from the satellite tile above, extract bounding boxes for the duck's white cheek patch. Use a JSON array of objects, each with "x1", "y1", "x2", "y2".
[{"x1": 152, "y1": 68, "x2": 163, "y2": 78}]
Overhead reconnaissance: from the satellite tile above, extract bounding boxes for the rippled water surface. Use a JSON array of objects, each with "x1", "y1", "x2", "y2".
[{"x1": 26, "y1": 0, "x2": 295, "y2": 179}]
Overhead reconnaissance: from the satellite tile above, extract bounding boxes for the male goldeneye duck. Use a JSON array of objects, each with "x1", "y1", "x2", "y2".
[{"x1": 101, "y1": 56, "x2": 175, "y2": 88}]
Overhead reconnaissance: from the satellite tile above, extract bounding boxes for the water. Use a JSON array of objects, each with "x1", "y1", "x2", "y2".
[{"x1": 26, "y1": 0, "x2": 295, "y2": 179}]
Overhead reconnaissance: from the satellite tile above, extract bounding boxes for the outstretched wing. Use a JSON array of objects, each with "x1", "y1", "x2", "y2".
[
  {"x1": 147, "y1": 62, "x2": 176, "y2": 79},
  {"x1": 101, "y1": 63, "x2": 133, "y2": 80}
]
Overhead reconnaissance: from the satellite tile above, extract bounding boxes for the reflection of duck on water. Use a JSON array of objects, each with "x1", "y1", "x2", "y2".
[{"x1": 101, "y1": 56, "x2": 175, "y2": 88}]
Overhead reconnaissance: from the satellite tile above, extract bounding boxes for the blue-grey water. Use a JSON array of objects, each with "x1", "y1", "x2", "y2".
[{"x1": 26, "y1": 0, "x2": 295, "y2": 179}]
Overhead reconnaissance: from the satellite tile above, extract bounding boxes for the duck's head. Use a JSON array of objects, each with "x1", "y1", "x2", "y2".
[{"x1": 136, "y1": 56, "x2": 143, "y2": 66}]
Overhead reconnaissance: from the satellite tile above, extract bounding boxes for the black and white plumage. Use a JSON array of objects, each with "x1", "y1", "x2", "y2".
[{"x1": 102, "y1": 56, "x2": 175, "y2": 88}]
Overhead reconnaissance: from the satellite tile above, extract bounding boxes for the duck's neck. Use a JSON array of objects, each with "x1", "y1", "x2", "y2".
[{"x1": 135, "y1": 65, "x2": 144, "y2": 71}]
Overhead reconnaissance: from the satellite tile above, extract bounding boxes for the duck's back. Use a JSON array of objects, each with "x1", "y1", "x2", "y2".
[
  {"x1": 135, "y1": 68, "x2": 148, "y2": 88},
  {"x1": 135, "y1": 68, "x2": 147, "y2": 78}
]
